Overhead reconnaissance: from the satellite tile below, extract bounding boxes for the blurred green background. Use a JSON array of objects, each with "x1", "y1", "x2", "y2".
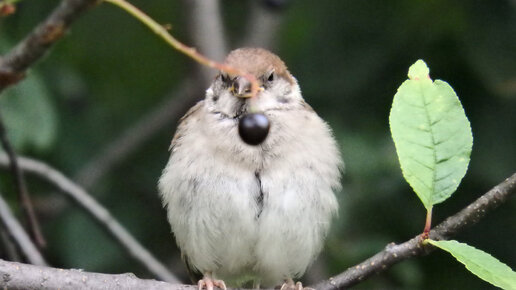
[{"x1": 0, "y1": 0, "x2": 515, "y2": 289}]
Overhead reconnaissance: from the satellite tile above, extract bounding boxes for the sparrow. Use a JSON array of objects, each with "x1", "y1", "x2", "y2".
[{"x1": 158, "y1": 48, "x2": 342, "y2": 289}]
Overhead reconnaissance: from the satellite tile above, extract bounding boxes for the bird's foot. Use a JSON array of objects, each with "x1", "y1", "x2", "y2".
[
  {"x1": 198, "y1": 273, "x2": 226, "y2": 290},
  {"x1": 279, "y1": 279, "x2": 314, "y2": 290}
]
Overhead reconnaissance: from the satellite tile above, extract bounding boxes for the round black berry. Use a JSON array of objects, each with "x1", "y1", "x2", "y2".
[{"x1": 238, "y1": 113, "x2": 270, "y2": 146}]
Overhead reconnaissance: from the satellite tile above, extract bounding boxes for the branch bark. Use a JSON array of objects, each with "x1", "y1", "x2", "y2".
[
  {"x1": 0, "y1": 259, "x2": 185, "y2": 290},
  {"x1": 0, "y1": 154, "x2": 180, "y2": 284},
  {"x1": 0, "y1": 259, "x2": 260, "y2": 290},
  {"x1": 0, "y1": 0, "x2": 97, "y2": 92},
  {"x1": 312, "y1": 172, "x2": 516, "y2": 290}
]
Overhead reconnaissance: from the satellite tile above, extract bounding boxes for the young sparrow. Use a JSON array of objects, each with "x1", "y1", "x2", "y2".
[{"x1": 159, "y1": 48, "x2": 342, "y2": 289}]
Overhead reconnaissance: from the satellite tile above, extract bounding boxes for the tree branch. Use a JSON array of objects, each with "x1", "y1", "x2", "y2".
[
  {"x1": 0, "y1": 258, "x2": 260, "y2": 290},
  {"x1": 0, "y1": 112, "x2": 45, "y2": 249},
  {"x1": 0, "y1": 154, "x2": 180, "y2": 284},
  {"x1": 0, "y1": 191, "x2": 46, "y2": 266},
  {"x1": 312, "y1": 172, "x2": 516, "y2": 290},
  {"x1": 0, "y1": 0, "x2": 98, "y2": 92},
  {"x1": 0, "y1": 259, "x2": 185, "y2": 290}
]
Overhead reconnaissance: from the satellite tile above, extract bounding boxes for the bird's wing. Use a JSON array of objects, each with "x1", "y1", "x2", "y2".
[{"x1": 169, "y1": 100, "x2": 204, "y2": 151}]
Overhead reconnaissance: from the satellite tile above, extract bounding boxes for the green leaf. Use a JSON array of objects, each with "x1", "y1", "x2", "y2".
[
  {"x1": 408, "y1": 59, "x2": 430, "y2": 80},
  {"x1": 0, "y1": 73, "x2": 58, "y2": 152},
  {"x1": 389, "y1": 59, "x2": 473, "y2": 209},
  {"x1": 429, "y1": 240, "x2": 516, "y2": 290}
]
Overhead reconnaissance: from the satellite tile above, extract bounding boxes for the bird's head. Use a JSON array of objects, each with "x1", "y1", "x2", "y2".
[{"x1": 206, "y1": 48, "x2": 302, "y2": 119}]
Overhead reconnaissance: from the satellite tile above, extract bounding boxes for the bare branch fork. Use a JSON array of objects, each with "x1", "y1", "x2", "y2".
[
  {"x1": 0, "y1": 154, "x2": 180, "y2": 284},
  {"x1": 0, "y1": 160, "x2": 513, "y2": 289}
]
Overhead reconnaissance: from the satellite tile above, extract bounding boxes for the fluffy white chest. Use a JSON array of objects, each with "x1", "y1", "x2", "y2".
[{"x1": 158, "y1": 101, "x2": 341, "y2": 286}]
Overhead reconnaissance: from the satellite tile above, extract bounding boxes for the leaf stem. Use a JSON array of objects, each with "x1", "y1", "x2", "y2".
[
  {"x1": 102, "y1": 0, "x2": 260, "y2": 98},
  {"x1": 422, "y1": 206, "x2": 433, "y2": 239}
]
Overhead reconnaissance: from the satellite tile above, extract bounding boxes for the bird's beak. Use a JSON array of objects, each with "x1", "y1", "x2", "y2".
[{"x1": 230, "y1": 77, "x2": 263, "y2": 98}]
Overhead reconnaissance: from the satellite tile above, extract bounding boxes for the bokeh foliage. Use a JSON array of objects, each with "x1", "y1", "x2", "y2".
[{"x1": 0, "y1": 0, "x2": 515, "y2": 289}]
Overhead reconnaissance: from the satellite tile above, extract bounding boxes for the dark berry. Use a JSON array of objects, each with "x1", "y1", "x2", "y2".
[{"x1": 238, "y1": 113, "x2": 270, "y2": 146}]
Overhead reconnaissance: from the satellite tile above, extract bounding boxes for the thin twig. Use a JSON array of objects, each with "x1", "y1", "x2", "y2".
[
  {"x1": 311, "y1": 172, "x2": 516, "y2": 290},
  {"x1": 0, "y1": 112, "x2": 45, "y2": 248},
  {"x1": 0, "y1": 0, "x2": 98, "y2": 92},
  {"x1": 103, "y1": 0, "x2": 260, "y2": 98},
  {"x1": 0, "y1": 154, "x2": 180, "y2": 283},
  {"x1": 0, "y1": 191, "x2": 46, "y2": 266}
]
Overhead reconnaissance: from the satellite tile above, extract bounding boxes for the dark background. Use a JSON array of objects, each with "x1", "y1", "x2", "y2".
[{"x1": 0, "y1": 0, "x2": 515, "y2": 289}]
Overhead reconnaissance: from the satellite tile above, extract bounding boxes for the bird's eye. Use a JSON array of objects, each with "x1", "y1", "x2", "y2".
[
  {"x1": 220, "y1": 73, "x2": 230, "y2": 83},
  {"x1": 267, "y1": 72, "x2": 275, "y2": 82}
]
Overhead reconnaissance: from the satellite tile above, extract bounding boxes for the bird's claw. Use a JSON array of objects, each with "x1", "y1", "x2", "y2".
[
  {"x1": 198, "y1": 276, "x2": 227, "y2": 290},
  {"x1": 280, "y1": 280, "x2": 313, "y2": 290}
]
